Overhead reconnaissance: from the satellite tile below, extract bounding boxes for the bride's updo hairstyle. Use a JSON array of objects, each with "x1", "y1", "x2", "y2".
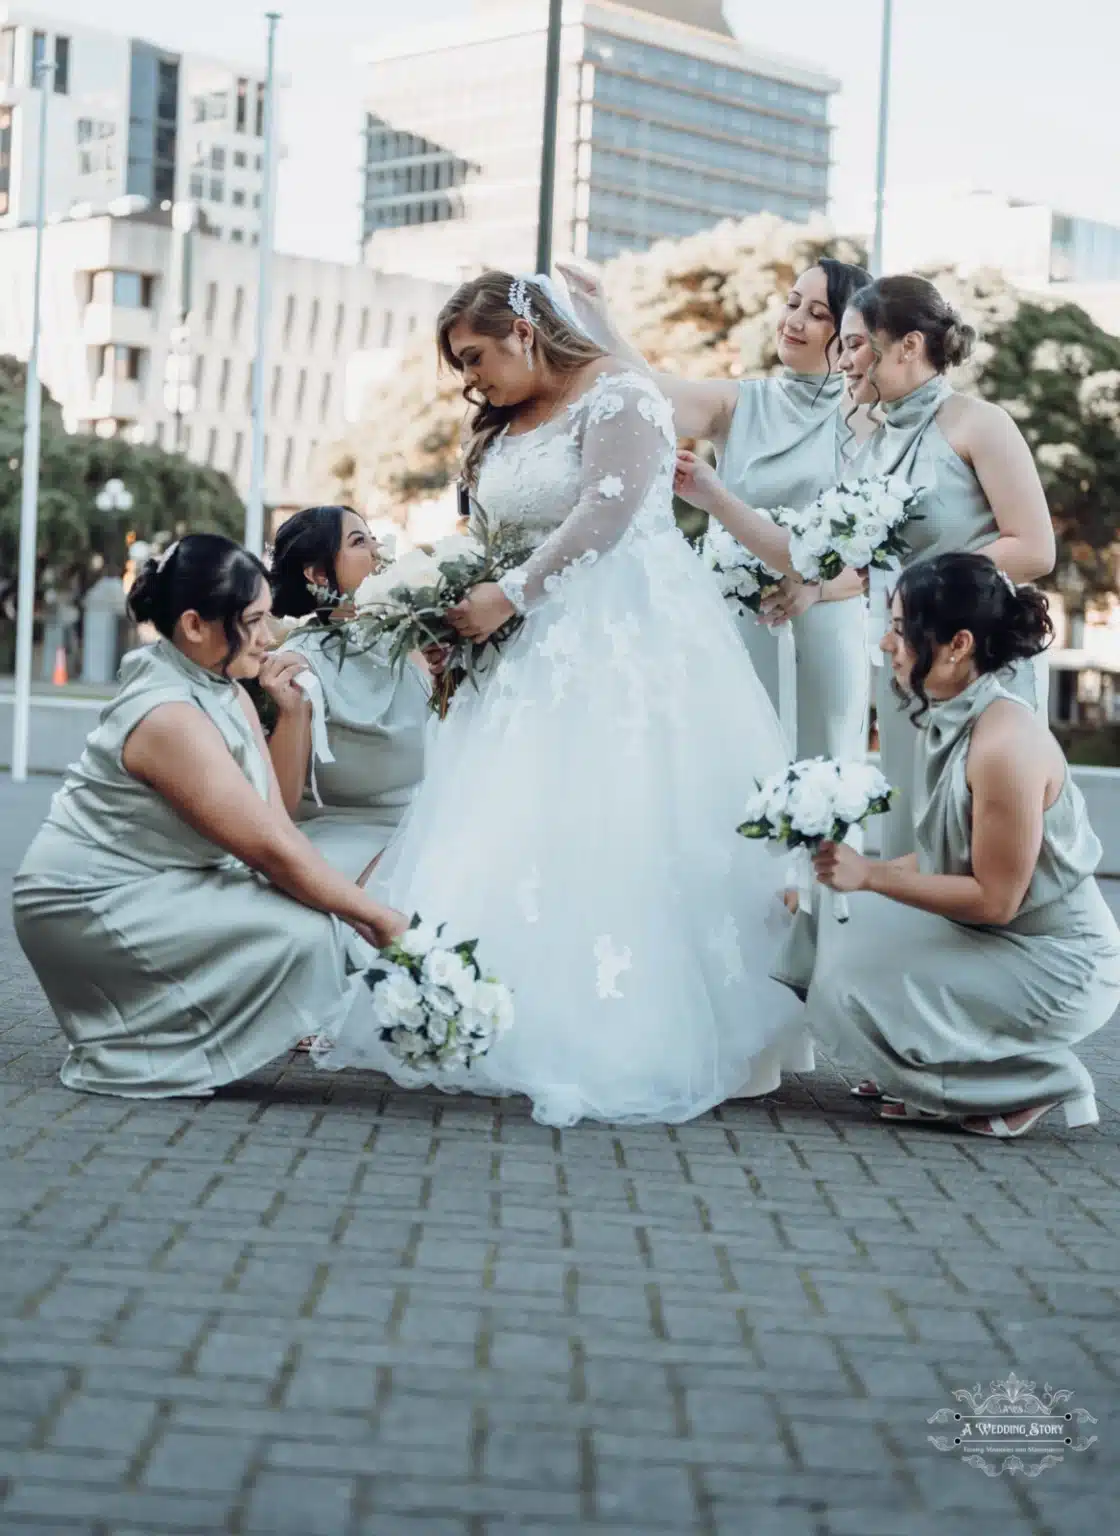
[
  {"x1": 847, "y1": 274, "x2": 977, "y2": 374},
  {"x1": 128, "y1": 533, "x2": 269, "y2": 673},
  {"x1": 437, "y1": 271, "x2": 607, "y2": 486},
  {"x1": 893, "y1": 552, "x2": 1053, "y2": 720}
]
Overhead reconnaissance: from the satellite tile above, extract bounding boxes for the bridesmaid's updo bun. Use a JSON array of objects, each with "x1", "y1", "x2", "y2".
[
  {"x1": 894, "y1": 552, "x2": 1053, "y2": 719},
  {"x1": 270, "y1": 505, "x2": 347, "y2": 618},
  {"x1": 128, "y1": 533, "x2": 269, "y2": 671},
  {"x1": 848, "y1": 275, "x2": 976, "y2": 373}
]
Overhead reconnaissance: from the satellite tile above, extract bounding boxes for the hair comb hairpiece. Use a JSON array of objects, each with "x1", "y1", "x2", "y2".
[
  {"x1": 156, "y1": 540, "x2": 180, "y2": 572},
  {"x1": 508, "y1": 277, "x2": 536, "y2": 324}
]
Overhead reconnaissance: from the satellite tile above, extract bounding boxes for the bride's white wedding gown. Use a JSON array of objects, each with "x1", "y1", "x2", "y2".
[{"x1": 316, "y1": 370, "x2": 811, "y2": 1126}]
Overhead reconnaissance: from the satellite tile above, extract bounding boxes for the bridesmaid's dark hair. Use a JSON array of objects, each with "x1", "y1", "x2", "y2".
[
  {"x1": 270, "y1": 505, "x2": 348, "y2": 618},
  {"x1": 894, "y1": 552, "x2": 1053, "y2": 722},
  {"x1": 847, "y1": 274, "x2": 976, "y2": 374},
  {"x1": 128, "y1": 533, "x2": 269, "y2": 674},
  {"x1": 816, "y1": 256, "x2": 872, "y2": 367}
]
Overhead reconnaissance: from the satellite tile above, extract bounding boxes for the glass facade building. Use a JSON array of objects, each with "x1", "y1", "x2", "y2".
[{"x1": 361, "y1": 1, "x2": 835, "y2": 275}]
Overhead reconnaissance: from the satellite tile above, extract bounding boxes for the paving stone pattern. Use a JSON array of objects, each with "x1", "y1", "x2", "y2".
[{"x1": 1, "y1": 778, "x2": 1118, "y2": 1535}]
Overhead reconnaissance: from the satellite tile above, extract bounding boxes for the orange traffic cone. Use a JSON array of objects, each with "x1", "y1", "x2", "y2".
[{"x1": 51, "y1": 646, "x2": 68, "y2": 686}]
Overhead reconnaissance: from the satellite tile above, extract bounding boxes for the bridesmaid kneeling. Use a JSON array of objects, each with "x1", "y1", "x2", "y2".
[
  {"x1": 266, "y1": 506, "x2": 429, "y2": 880},
  {"x1": 804, "y1": 553, "x2": 1120, "y2": 1138},
  {"x1": 13, "y1": 534, "x2": 406, "y2": 1099}
]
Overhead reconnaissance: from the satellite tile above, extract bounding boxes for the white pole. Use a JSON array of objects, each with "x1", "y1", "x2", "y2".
[
  {"x1": 10, "y1": 60, "x2": 54, "y2": 783},
  {"x1": 245, "y1": 11, "x2": 280, "y2": 555},
  {"x1": 870, "y1": 0, "x2": 893, "y2": 277}
]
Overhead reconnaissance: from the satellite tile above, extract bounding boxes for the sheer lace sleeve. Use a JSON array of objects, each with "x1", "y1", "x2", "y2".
[{"x1": 498, "y1": 372, "x2": 676, "y2": 613}]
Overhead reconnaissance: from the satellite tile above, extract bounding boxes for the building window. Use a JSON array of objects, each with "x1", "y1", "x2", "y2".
[
  {"x1": 207, "y1": 426, "x2": 219, "y2": 464},
  {"x1": 270, "y1": 364, "x2": 283, "y2": 413},
  {"x1": 0, "y1": 107, "x2": 14, "y2": 216},
  {"x1": 252, "y1": 192, "x2": 261, "y2": 210},
  {"x1": 103, "y1": 344, "x2": 143, "y2": 381},
  {"x1": 244, "y1": 363, "x2": 254, "y2": 411},
  {"x1": 282, "y1": 437, "x2": 294, "y2": 483},
  {"x1": 210, "y1": 176, "x2": 224, "y2": 202},
  {"x1": 332, "y1": 302, "x2": 346, "y2": 349},
  {"x1": 255, "y1": 83, "x2": 266, "y2": 137},
  {"x1": 358, "y1": 307, "x2": 370, "y2": 348},
  {"x1": 319, "y1": 373, "x2": 332, "y2": 423},
  {"x1": 380, "y1": 311, "x2": 394, "y2": 346},
  {"x1": 231, "y1": 229, "x2": 243, "y2": 243},
  {"x1": 236, "y1": 78, "x2": 248, "y2": 132},
  {"x1": 189, "y1": 171, "x2": 204, "y2": 197},
  {"x1": 231, "y1": 431, "x2": 244, "y2": 474},
  {"x1": 283, "y1": 294, "x2": 296, "y2": 346},
  {"x1": 154, "y1": 421, "x2": 165, "y2": 448},
  {"x1": 232, "y1": 189, "x2": 245, "y2": 207},
  {"x1": 107, "y1": 271, "x2": 153, "y2": 308},
  {"x1": 194, "y1": 355, "x2": 205, "y2": 393},
  {"x1": 218, "y1": 357, "x2": 231, "y2": 407},
  {"x1": 211, "y1": 146, "x2": 226, "y2": 170},
  {"x1": 204, "y1": 281, "x2": 219, "y2": 336},
  {"x1": 30, "y1": 31, "x2": 47, "y2": 84},
  {"x1": 295, "y1": 368, "x2": 307, "y2": 412},
  {"x1": 54, "y1": 36, "x2": 70, "y2": 94},
  {"x1": 306, "y1": 439, "x2": 318, "y2": 472},
  {"x1": 233, "y1": 149, "x2": 247, "y2": 169},
  {"x1": 307, "y1": 299, "x2": 321, "y2": 347}
]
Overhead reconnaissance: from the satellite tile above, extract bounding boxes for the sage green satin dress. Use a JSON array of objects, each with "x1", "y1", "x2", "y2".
[
  {"x1": 856, "y1": 376, "x2": 1047, "y2": 856},
  {"x1": 718, "y1": 371, "x2": 869, "y2": 761},
  {"x1": 280, "y1": 629, "x2": 429, "y2": 881},
  {"x1": 798, "y1": 676, "x2": 1120, "y2": 1119},
  {"x1": 12, "y1": 640, "x2": 352, "y2": 1098}
]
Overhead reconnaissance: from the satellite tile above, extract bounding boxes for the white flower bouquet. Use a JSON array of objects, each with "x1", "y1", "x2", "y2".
[
  {"x1": 360, "y1": 916, "x2": 514, "y2": 1071},
  {"x1": 346, "y1": 513, "x2": 533, "y2": 718},
  {"x1": 737, "y1": 757, "x2": 894, "y2": 920},
  {"x1": 701, "y1": 521, "x2": 785, "y2": 616},
  {"x1": 777, "y1": 475, "x2": 922, "y2": 584}
]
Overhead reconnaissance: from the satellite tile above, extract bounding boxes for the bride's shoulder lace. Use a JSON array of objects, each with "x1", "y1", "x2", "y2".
[{"x1": 571, "y1": 369, "x2": 676, "y2": 447}]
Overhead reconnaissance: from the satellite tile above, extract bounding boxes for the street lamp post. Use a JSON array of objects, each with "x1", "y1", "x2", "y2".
[
  {"x1": 535, "y1": 0, "x2": 563, "y2": 274},
  {"x1": 870, "y1": 0, "x2": 893, "y2": 277},
  {"x1": 10, "y1": 57, "x2": 54, "y2": 783},
  {"x1": 245, "y1": 11, "x2": 281, "y2": 556}
]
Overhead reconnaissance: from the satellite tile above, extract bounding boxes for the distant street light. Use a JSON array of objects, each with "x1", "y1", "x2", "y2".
[{"x1": 95, "y1": 478, "x2": 134, "y2": 516}]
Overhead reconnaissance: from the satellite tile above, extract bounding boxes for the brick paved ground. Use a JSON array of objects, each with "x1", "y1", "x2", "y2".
[{"x1": 1, "y1": 777, "x2": 1118, "y2": 1536}]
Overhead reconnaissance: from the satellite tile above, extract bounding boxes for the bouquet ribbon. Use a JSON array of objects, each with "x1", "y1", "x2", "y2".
[
  {"x1": 866, "y1": 560, "x2": 900, "y2": 667},
  {"x1": 776, "y1": 624, "x2": 798, "y2": 754},
  {"x1": 293, "y1": 670, "x2": 335, "y2": 807}
]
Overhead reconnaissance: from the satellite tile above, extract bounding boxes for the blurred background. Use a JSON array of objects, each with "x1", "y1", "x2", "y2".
[{"x1": 1, "y1": 0, "x2": 1118, "y2": 763}]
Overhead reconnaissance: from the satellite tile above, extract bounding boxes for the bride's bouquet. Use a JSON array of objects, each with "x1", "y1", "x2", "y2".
[
  {"x1": 701, "y1": 522, "x2": 785, "y2": 616},
  {"x1": 360, "y1": 916, "x2": 514, "y2": 1071},
  {"x1": 737, "y1": 757, "x2": 894, "y2": 920},
  {"x1": 777, "y1": 475, "x2": 922, "y2": 585},
  {"x1": 347, "y1": 513, "x2": 533, "y2": 718}
]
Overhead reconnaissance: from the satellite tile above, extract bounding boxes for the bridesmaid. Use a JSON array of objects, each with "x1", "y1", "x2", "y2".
[
  {"x1": 561, "y1": 257, "x2": 874, "y2": 759},
  {"x1": 267, "y1": 506, "x2": 429, "y2": 881},
  {"x1": 840, "y1": 275, "x2": 1055, "y2": 857},
  {"x1": 806, "y1": 554, "x2": 1120, "y2": 1137},
  {"x1": 12, "y1": 534, "x2": 407, "y2": 1099}
]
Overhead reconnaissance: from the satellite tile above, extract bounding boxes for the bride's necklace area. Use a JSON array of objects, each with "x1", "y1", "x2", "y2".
[{"x1": 505, "y1": 366, "x2": 595, "y2": 438}]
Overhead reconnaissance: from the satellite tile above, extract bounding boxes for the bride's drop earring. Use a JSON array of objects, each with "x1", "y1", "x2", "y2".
[{"x1": 523, "y1": 339, "x2": 534, "y2": 371}]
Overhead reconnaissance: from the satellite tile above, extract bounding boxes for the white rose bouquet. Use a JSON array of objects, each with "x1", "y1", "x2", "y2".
[
  {"x1": 701, "y1": 521, "x2": 785, "y2": 616},
  {"x1": 346, "y1": 512, "x2": 534, "y2": 718},
  {"x1": 738, "y1": 757, "x2": 894, "y2": 921},
  {"x1": 356, "y1": 915, "x2": 514, "y2": 1071},
  {"x1": 777, "y1": 475, "x2": 922, "y2": 585}
]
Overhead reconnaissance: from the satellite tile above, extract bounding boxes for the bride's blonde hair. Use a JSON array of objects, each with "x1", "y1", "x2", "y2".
[{"x1": 437, "y1": 271, "x2": 606, "y2": 486}]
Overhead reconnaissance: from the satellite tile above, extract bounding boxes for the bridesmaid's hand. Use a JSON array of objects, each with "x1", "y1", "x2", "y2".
[
  {"x1": 448, "y1": 583, "x2": 516, "y2": 644},
  {"x1": 673, "y1": 449, "x2": 720, "y2": 512},
  {"x1": 352, "y1": 905, "x2": 410, "y2": 950},
  {"x1": 258, "y1": 653, "x2": 311, "y2": 716},
  {"x1": 813, "y1": 841, "x2": 872, "y2": 894},
  {"x1": 759, "y1": 578, "x2": 822, "y2": 627},
  {"x1": 556, "y1": 260, "x2": 608, "y2": 329}
]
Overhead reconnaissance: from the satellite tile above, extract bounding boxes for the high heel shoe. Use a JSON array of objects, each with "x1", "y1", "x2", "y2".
[{"x1": 960, "y1": 1093, "x2": 1098, "y2": 1139}]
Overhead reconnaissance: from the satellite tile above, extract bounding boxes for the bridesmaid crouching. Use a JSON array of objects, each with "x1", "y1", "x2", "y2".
[
  {"x1": 804, "y1": 553, "x2": 1120, "y2": 1137},
  {"x1": 265, "y1": 507, "x2": 429, "y2": 880},
  {"x1": 12, "y1": 535, "x2": 407, "y2": 1098}
]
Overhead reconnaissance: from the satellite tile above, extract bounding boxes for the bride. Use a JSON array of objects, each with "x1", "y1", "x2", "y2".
[{"x1": 315, "y1": 271, "x2": 806, "y2": 1126}]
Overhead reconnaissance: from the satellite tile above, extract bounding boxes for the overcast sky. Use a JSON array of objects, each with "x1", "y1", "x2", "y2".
[{"x1": 84, "y1": 0, "x2": 1116, "y2": 262}]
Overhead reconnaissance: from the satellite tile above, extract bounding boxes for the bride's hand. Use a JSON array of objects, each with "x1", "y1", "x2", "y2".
[
  {"x1": 448, "y1": 583, "x2": 516, "y2": 644},
  {"x1": 674, "y1": 449, "x2": 720, "y2": 513}
]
